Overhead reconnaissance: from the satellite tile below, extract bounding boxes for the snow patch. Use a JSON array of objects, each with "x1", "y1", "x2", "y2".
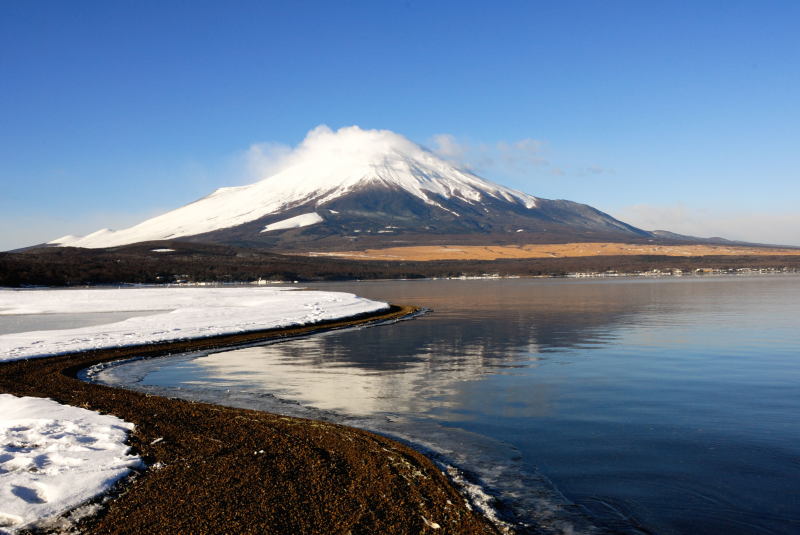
[
  {"x1": 0, "y1": 287, "x2": 388, "y2": 361},
  {"x1": 47, "y1": 235, "x2": 79, "y2": 245},
  {"x1": 0, "y1": 394, "x2": 140, "y2": 533},
  {"x1": 444, "y1": 465, "x2": 514, "y2": 533},
  {"x1": 150, "y1": 248, "x2": 175, "y2": 253},
  {"x1": 261, "y1": 212, "x2": 324, "y2": 233}
]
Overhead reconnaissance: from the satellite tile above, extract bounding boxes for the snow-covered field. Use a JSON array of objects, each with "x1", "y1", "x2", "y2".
[
  {"x1": 0, "y1": 286, "x2": 388, "y2": 361},
  {"x1": 0, "y1": 394, "x2": 141, "y2": 533}
]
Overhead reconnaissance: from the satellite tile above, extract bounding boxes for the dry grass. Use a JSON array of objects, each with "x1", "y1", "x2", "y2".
[{"x1": 309, "y1": 242, "x2": 800, "y2": 262}]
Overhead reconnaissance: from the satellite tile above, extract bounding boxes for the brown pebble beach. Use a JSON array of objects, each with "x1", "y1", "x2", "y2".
[{"x1": 0, "y1": 305, "x2": 502, "y2": 535}]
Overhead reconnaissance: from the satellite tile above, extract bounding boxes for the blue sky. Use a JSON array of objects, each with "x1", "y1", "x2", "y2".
[{"x1": 2, "y1": 0, "x2": 799, "y2": 250}]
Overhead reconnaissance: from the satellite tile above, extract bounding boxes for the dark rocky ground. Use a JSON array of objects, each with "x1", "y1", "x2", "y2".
[
  {"x1": 0, "y1": 306, "x2": 501, "y2": 535},
  {"x1": 3, "y1": 241, "x2": 799, "y2": 287}
]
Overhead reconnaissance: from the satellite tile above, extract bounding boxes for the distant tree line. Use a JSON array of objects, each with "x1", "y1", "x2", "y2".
[{"x1": 2, "y1": 241, "x2": 799, "y2": 287}]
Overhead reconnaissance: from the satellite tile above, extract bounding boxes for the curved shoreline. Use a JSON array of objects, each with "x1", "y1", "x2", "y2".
[{"x1": 0, "y1": 305, "x2": 501, "y2": 534}]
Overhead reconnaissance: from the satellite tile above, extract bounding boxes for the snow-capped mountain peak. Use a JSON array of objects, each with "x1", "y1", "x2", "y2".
[
  {"x1": 52, "y1": 125, "x2": 539, "y2": 248},
  {"x1": 231, "y1": 125, "x2": 539, "y2": 211}
]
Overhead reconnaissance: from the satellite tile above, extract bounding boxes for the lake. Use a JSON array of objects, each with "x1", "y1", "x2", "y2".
[{"x1": 92, "y1": 276, "x2": 800, "y2": 534}]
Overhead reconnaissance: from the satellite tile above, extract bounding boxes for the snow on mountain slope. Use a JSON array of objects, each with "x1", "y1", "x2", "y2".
[
  {"x1": 262, "y1": 212, "x2": 324, "y2": 233},
  {"x1": 52, "y1": 126, "x2": 539, "y2": 249}
]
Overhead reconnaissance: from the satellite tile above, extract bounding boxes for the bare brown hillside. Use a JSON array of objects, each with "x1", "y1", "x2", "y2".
[{"x1": 310, "y1": 242, "x2": 800, "y2": 261}]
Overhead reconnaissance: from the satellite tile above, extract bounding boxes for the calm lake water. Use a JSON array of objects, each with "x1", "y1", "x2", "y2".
[{"x1": 94, "y1": 276, "x2": 800, "y2": 534}]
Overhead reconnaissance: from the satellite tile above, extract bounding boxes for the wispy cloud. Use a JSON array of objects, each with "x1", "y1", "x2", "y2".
[
  {"x1": 429, "y1": 134, "x2": 549, "y2": 175},
  {"x1": 584, "y1": 166, "x2": 614, "y2": 175},
  {"x1": 242, "y1": 141, "x2": 294, "y2": 182},
  {"x1": 429, "y1": 133, "x2": 613, "y2": 181},
  {"x1": 613, "y1": 203, "x2": 800, "y2": 246},
  {"x1": 429, "y1": 134, "x2": 469, "y2": 161}
]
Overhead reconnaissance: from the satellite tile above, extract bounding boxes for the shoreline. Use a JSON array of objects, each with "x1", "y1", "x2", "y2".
[{"x1": 0, "y1": 305, "x2": 502, "y2": 534}]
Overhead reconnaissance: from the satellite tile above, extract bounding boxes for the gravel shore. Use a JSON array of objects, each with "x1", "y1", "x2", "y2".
[{"x1": 0, "y1": 305, "x2": 501, "y2": 534}]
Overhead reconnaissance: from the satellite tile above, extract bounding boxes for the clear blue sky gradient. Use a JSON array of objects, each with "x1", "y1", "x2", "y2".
[{"x1": 2, "y1": 1, "x2": 799, "y2": 249}]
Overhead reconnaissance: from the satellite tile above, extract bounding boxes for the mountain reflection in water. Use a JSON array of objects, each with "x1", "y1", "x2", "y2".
[{"x1": 173, "y1": 280, "x2": 651, "y2": 417}]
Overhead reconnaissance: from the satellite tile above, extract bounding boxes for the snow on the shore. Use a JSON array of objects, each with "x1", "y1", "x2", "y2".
[
  {"x1": 0, "y1": 394, "x2": 141, "y2": 533},
  {"x1": 0, "y1": 287, "x2": 388, "y2": 361}
]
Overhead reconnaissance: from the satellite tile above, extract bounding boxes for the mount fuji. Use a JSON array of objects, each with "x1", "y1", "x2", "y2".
[{"x1": 52, "y1": 126, "x2": 653, "y2": 251}]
